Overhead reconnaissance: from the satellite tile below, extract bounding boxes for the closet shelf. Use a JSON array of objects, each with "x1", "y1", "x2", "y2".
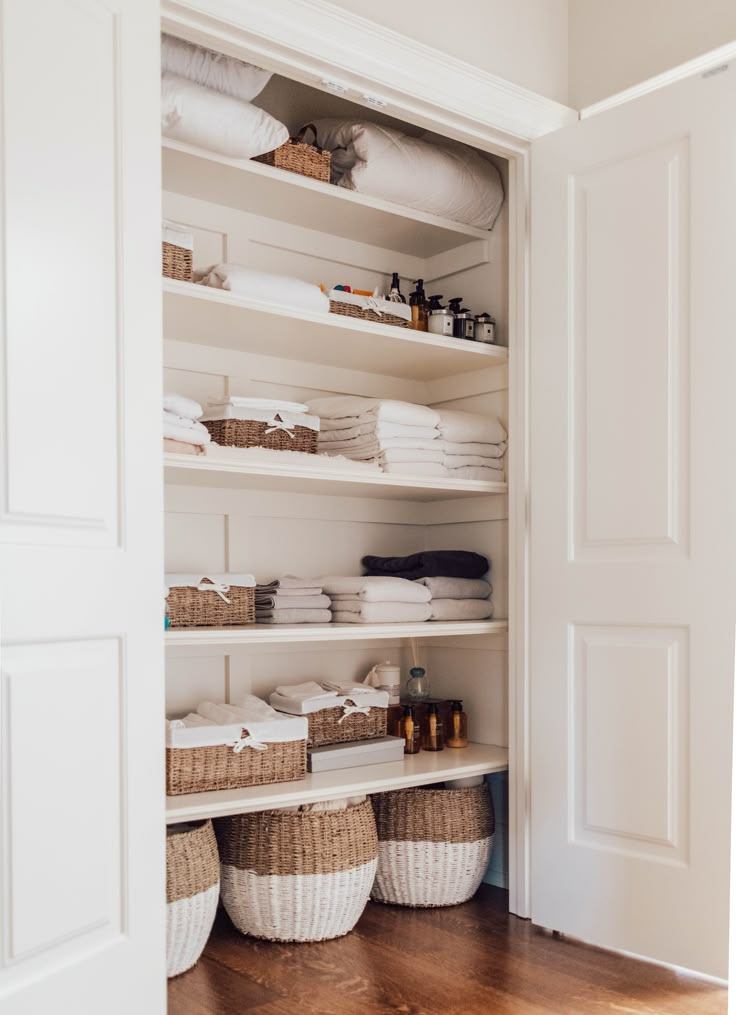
[
  {"x1": 165, "y1": 620, "x2": 508, "y2": 648},
  {"x1": 163, "y1": 279, "x2": 508, "y2": 380},
  {"x1": 164, "y1": 453, "x2": 508, "y2": 501},
  {"x1": 165, "y1": 742, "x2": 509, "y2": 824},
  {"x1": 163, "y1": 139, "x2": 492, "y2": 257}
]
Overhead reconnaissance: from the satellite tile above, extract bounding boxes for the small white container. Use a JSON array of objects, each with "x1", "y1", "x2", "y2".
[
  {"x1": 365, "y1": 660, "x2": 401, "y2": 704},
  {"x1": 428, "y1": 308, "x2": 454, "y2": 337}
]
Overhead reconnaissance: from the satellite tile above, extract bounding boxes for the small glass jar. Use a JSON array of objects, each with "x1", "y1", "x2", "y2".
[
  {"x1": 406, "y1": 666, "x2": 430, "y2": 701},
  {"x1": 422, "y1": 702, "x2": 444, "y2": 751}
]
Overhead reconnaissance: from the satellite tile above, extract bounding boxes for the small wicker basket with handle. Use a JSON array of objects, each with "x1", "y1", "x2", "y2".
[{"x1": 253, "y1": 123, "x2": 331, "y2": 182}]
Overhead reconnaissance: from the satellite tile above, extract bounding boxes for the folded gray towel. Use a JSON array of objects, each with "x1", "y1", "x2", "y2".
[
  {"x1": 255, "y1": 608, "x2": 332, "y2": 624},
  {"x1": 256, "y1": 575, "x2": 322, "y2": 593},
  {"x1": 429, "y1": 599, "x2": 494, "y2": 621},
  {"x1": 416, "y1": 577, "x2": 492, "y2": 600},
  {"x1": 256, "y1": 594, "x2": 330, "y2": 610}
]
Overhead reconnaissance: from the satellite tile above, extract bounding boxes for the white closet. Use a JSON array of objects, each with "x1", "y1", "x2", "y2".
[{"x1": 2, "y1": 1, "x2": 736, "y2": 1012}]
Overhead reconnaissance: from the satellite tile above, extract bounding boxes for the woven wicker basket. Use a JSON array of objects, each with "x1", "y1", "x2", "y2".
[
  {"x1": 167, "y1": 735, "x2": 306, "y2": 795},
  {"x1": 216, "y1": 800, "x2": 378, "y2": 941},
  {"x1": 162, "y1": 240, "x2": 193, "y2": 282},
  {"x1": 308, "y1": 699, "x2": 387, "y2": 747},
  {"x1": 167, "y1": 578, "x2": 255, "y2": 629},
  {"x1": 371, "y1": 784, "x2": 494, "y2": 908},
  {"x1": 329, "y1": 298, "x2": 411, "y2": 329},
  {"x1": 203, "y1": 418, "x2": 318, "y2": 454},
  {"x1": 253, "y1": 123, "x2": 331, "y2": 182},
  {"x1": 166, "y1": 820, "x2": 220, "y2": 977}
]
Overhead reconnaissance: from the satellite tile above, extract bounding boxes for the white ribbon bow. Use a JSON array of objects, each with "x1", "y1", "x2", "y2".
[
  {"x1": 197, "y1": 580, "x2": 231, "y2": 604},
  {"x1": 364, "y1": 296, "x2": 386, "y2": 317},
  {"x1": 337, "y1": 703, "x2": 371, "y2": 724},
  {"x1": 228, "y1": 729, "x2": 268, "y2": 753},
  {"x1": 264, "y1": 414, "x2": 296, "y2": 439}
]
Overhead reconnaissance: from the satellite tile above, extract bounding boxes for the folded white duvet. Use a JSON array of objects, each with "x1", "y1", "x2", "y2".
[
  {"x1": 161, "y1": 34, "x2": 272, "y2": 102},
  {"x1": 196, "y1": 263, "x2": 329, "y2": 314},
  {"x1": 321, "y1": 575, "x2": 431, "y2": 602},
  {"x1": 332, "y1": 601, "x2": 432, "y2": 624},
  {"x1": 437, "y1": 410, "x2": 507, "y2": 445},
  {"x1": 310, "y1": 120, "x2": 504, "y2": 231},
  {"x1": 309, "y1": 396, "x2": 439, "y2": 428},
  {"x1": 161, "y1": 73, "x2": 288, "y2": 159}
]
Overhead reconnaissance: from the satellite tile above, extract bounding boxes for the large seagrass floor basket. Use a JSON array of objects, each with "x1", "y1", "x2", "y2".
[
  {"x1": 166, "y1": 820, "x2": 220, "y2": 977},
  {"x1": 371, "y1": 784, "x2": 494, "y2": 908},
  {"x1": 215, "y1": 800, "x2": 378, "y2": 942}
]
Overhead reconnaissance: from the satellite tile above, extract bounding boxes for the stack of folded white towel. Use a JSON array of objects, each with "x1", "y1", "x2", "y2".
[
  {"x1": 417, "y1": 576, "x2": 494, "y2": 621},
  {"x1": 309, "y1": 396, "x2": 444, "y2": 477},
  {"x1": 255, "y1": 576, "x2": 332, "y2": 625},
  {"x1": 163, "y1": 393, "x2": 211, "y2": 455},
  {"x1": 438, "y1": 409, "x2": 507, "y2": 482},
  {"x1": 321, "y1": 576, "x2": 432, "y2": 624},
  {"x1": 269, "y1": 679, "x2": 388, "y2": 714}
]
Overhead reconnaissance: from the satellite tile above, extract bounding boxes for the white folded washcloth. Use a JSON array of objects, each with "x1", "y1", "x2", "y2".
[
  {"x1": 273, "y1": 681, "x2": 336, "y2": 702},
  {"x1": 437, "y1": 409, "x2": 507, "y2": 445},
  {"x1": 197, "y1": 697, "x2": 279, "y2": 725},
  {"x1": 332, "y1": 601, "x2": 432, "y2": 624},
  {"x1": 309, "y1": 396, "x2": 439, "y2": 428},
  {"x1": 321, "y1": 576, "x2": 431, "y2": 603},
  {"x1": 208, "y1": 396, "x2": 309, "y2": 414},
  {"x1": 442, "y1": 440, "x2": 507, "y2": 458},
  {"x1": 163, "y1": 393, "x2": 203, "y2": 420},
  {"x1": 416, "y1": 577, "x2": 492, "y2": 600},
  {"x1": 445, "y1": 454, "x2": 505, "y2": 470},
  {"x1": 320, "y1": 680, "x2": 381, "y2": 694}
]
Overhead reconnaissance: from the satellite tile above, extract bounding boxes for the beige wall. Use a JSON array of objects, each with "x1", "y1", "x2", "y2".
[
  {"x1": 569, "y1": 0, "x2": 736, "y2": 107},
  {"x1": 327, "y1": 0, "x2": 570, "y2": 105}
]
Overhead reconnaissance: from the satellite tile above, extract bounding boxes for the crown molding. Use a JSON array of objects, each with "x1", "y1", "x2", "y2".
[{"x1": 162, "y1": 0, "x2": 577, "y2": 152}]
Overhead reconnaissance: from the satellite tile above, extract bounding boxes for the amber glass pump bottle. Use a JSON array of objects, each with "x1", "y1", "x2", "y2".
[
  {"x1": 446, "y1": 699, "x2": 469, "y2": 748},
  {"x1": 422, "y1": 702, "x2": 444, "y2": 751}
]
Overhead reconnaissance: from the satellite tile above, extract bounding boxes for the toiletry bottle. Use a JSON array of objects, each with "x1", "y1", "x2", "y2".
[
  {"x1": 399, "y1": 704, "x2": 420, "y2": 754},
  {"x1": 422, "y1": 702, "x2": 444, "y2": 751},
  {"x1": 427, "y1": 296, "x2": 454, "y2": 337},
  {"x1": 406, "y1": 666, "x2": 430, "y2": 701},
  {"x1": 474, "y1": 312, "x2": 496, "y2": 344},
  {"x1": 409, "y1": 279, "x2": 428, "y2": 331},
  {"x1": 446, "y1": 699, "x2": 469, "y2": 748},
  {"x1": 387, "y1": 271, "x2": 406, "y2": 303},
  {"x1": 448, "y1": 297, "x2": 475, "y2": 341}
]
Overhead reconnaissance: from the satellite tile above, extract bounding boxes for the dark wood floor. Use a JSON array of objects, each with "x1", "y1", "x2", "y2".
[{"x1": 168, "y1": 886, "x2": 727, "y2": 1015}]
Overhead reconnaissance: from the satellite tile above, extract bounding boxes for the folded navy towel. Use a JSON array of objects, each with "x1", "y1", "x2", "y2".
[{"x1": 361, "y1": 549, "x2": 489, "y2": 581}]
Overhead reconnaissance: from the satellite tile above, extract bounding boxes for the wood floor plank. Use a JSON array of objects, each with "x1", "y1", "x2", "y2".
[{"x1": 168, "y1": 887, "x2": 727, "y2": 1015}]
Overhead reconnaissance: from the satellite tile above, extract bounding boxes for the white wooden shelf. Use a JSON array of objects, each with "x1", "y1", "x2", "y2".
[
  {"x1": 163, "y1": 279, "x2": 508, "y2": 380},
  {"x1": 164, "y1": 453, "x2": 507, "y2": 501},
  {"x1": 162, "y1": 139, "x2": 492, "y2": 257},
  {"x1": 165, "y1": 742, "x2": 509, "y2": 824},
  {"x1": 166, "y1": 620, "x2": 507, "y2": 648}
]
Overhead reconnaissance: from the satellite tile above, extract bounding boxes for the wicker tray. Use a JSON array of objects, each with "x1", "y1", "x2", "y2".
[
  {"x1": 308, "y1": 700, "x2": 387, "y2": 747},
  {"x1": 329, "y1": 299, "x2": 411, "y2": 329},
  {"x1": 163, "y1": 240, "x2": 193, "y2": 282},
  {"x1": 203, "y1": 418, "x2": 318, "y2": 454},
  {"x1": 167, "y1": 578, "x2": 255, "y2": 628},
  {"x1": 166, "y1": 737, "x2": 306, "y2": 795},
  {"x1": 254, "y1": 123, "x2": 331, "y2": 182}
]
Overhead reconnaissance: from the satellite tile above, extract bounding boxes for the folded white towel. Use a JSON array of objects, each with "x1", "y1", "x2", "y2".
[
  {"x1": 256, "y1": 587, "x2": 322, "y2": 599},
  {"x1": 197, "y1": 697, "x2": 279, "y2": 725},
  {"x1": 208, "y1": 396, "x2": 309, "y2": 414},
  {"x1": 257, "y1": 576, "x2": 321, "y2": 592},
  {"x1": 207, "y1": 444, "x2": 382, "y2": 473},
  {"x1": 163, "y1": 393, "x2": 203, "y2": 420},
  {"x1": 332, "y1": 601, "x2": 432, "y2": 624},
  {"x1": 319, "y1": 433, "x2": 441, "y2": 452},
  {"x1": 309, "y1": 396, "x2": 439, "y2": 428},
  {"x1": 445, "y1": 454, "x2": 505, "y2": 470},
  {"x1": 437, "y1": 410, "x2": 507, "y2": 445},
  {"x1": 446, "y1": 465, "x2": 505, "y2": 482},
  {"x1": 320, "y1": 680, "x2": 381, "y2": 694},
  {"x1": 163, "y1": 410, "x2": 210, "y2": 432},
  {"x1": 380, "y1": 462, "x2": 447, "y2": 477},
  {"x1": 196, "y1": 264, "x2": 329, "y2": 315},
  {"x1": 270, "y1": 689, "x2": 386, "y2": 715},
  {"x1": 442, "y1": 439, "x2": 507, "y2": 458},
  {"x1": 273, "y1": 681, "x2": 336, "y2": 702},
  {"x1": 163, "y1": 419, "x2": 211, "y2": 446},
  {"x1": 318, "y1": 420, "x2": 439, "y2": 440},
  {"x1": 256, "y1": 609, "x2": 332, "y2": 624},
  {"x1": 379, "y1": 447, "x2": 445, "y2": 465},
  {"x1": 169, "y1": 712, "x2": 211, "y2": 729},
  {"x1": 321, "y1": 576, "x2": 431, "y2": 603},
  {"x1": 429, "y1": 599, "x2": 494, "y2": 621},
  {"x1": 255, "y1": 594, "x2": 331, "y2": 610},
  {"x1": 416, "y1": 577, "x2": 492, "y2": 600}
]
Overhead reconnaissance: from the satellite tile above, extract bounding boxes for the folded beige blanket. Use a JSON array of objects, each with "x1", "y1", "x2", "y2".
[{"x1": 429, "y1": 599, "x2": 494, "y2": 621}]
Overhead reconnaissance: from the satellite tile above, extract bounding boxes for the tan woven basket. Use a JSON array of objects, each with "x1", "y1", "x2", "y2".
[
  {"x1": 308, "y1": 700, "x2": 387, "y2": 747},
  {"x1": 167, "y1": 578, "x2": 255, "y2": 629},
  {"x1": 203, "y1": 418, "x2": 317, "y2": 454},
  {"x1": 253, "y1": 123, "x2": 331, "y2": 182},
  {"x1": 166, "y1": 820, "x2": 220, "y2": 977},
  {"x1": 371, "y1": 784, "x2": 494, "y2": 908},
  {"x1": 215, "y1": 800, "x2": 378, "y2": 941},
  {"x1": 166, "y1": 736, "x2": 306, "y2": 795},
  {"x1": 329, "y1": 298, "x2": 411, "y2": 329},
  {"x1": 162, "y1": 240, "x2": 193, "y2": 282}
]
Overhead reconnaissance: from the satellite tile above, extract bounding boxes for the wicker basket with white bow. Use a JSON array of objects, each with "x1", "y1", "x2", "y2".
[{"x1": 166, "y1": 574, "x2": 256, "y2": 628}]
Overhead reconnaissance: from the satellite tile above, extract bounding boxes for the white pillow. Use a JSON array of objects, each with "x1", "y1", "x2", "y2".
[
  {"x1": 161, "y1": 73, "x2": 288, "y2": 160},
  {"x1": 310, "y1": 119, "x2": 504, "y2": 230},
  {"x1": 161, "y1": 33, "x2": 272, "y2": 102}
]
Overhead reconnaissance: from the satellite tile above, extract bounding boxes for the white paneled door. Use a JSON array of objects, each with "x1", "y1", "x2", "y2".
[
  {"x1": 0, "y1": 1, "x2": 164, "y2": 1012},
  {"x1": 530, "y1": 65, "x2": 736, "y2": 976}
]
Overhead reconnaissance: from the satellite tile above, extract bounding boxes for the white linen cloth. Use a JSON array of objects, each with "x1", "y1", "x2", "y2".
[
  {"x1": 270, "y1": 687, "x2": 388, "y2": 715},
  {"x1": 445, "y1": 454, "x2": 505, "y2": 471},
  {"x1": 381, "y1": 462, "x2": 447, "y2": 477},
  {"x1": 162, "y1": 419, "x2": 211, "y2": 446},
  {"x1": 429, "y1": 599, "x2": 494, "y2": 621},
  {"x1": 437, "y1": 410, "x2": 507, "y2": 445},
  {"x1": 256, "y1": 609, "x2": 332, "y2": 624},
  {"x1": 197, "y1": 698, "x2": 279, "y2": 725},
  {"x1": 442, "y1": 439, "x2": 507, "y2": 458},
  {"x1": 309, "y1": 120, "x2": 504, "y2": 231},
  {"x1": 162, "y1": 221, "x2": 194, "y2": 251},
  {"x1": 273, "y1": 681, "x2": 336, "y2": 702},
  {"x1": 206, "y1": 444, "x2": 381, "y2": 474},
  {"x1": 319, "y1": 431, "x2": 439, "y2": 450},
  {"x1": 163, "y1": 393, "x2": 202, "y2": 419},
  {"x1": 161, "y1": 34, "x2": 272, "y2": 102},
  {"x1": 447, "y1": 466, "x2": 506, "y2": 481},
  {"x1": 195, "y1": 263, "x2": 329, "y2": 314},
  {"x1": 309, "y1": 396, "x2": 439, "y2": 428},
  {"x1": 166, "y1": 711, "x2": 308, "y2": 749},
  {"x1": 331, "y1": 601, "x2": 432, "y2": 624},
  {"x1": 318, "y1": 419, "x2": 439, "y2": 439},
  {"x1": 165, "y1": 573, "x2": 256, "y2": 591},
  {"x1": 163, "y1": 410, "x2": 204, "y2": 431},
  {"x1": 161, "y1": 74, "x2": 288, "y2": 159},
  {"x1": 321, "y1": 576, "x2": 431, "y2": 602},
  {"x1": 376, "y1": 447, "x2": 444, "y2": 465},
  {"x1": 416, "y1": 577, "x2": 492, "y2": 600},
  {"x1": 209, "y1": 396, "x2": 309, "y2": 414}
]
